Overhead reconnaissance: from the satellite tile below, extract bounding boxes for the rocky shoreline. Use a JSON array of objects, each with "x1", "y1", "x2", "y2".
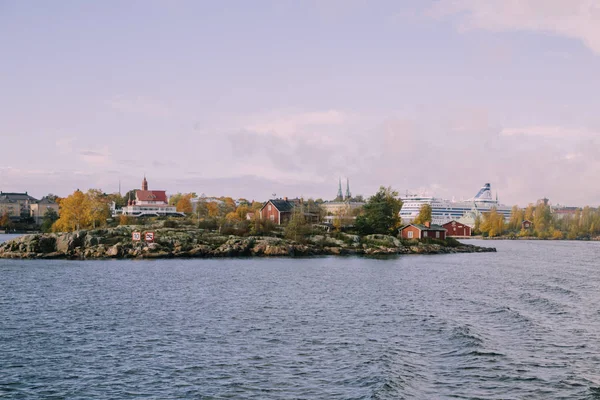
[{"x1": 0, "y1": 227, "x2": 496, "y2": 260}]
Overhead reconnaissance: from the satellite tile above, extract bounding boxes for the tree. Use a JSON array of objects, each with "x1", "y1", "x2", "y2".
[
  {"x1": 169, "y1": 192, "x2": 183, "y2": 206},
  {"x1": 176, "y1": 194, "x2": 193, "y2": 213},
  {"x1": 508, "y1": 205, "x2": 524, "y2": 231},
  {"x1": 40, "y1": 209, "x2": 59, "y2": 233},
  {"x1": 285, "y1": 208, "x2": 310, "y2": 241},
  {"x1": 480, "y1": 207, "x2": 505, "y2": 237},
  {"x1": 354, "y1": 186, "x2": 403, "y2": 235},
  {"x1": 413, "y1": 204, "x2": 432, "y2": 225},
  {"x1": 86, "y1": 189, "x2": 110, "y2": 229},
  {"x1": 0, "y1": 212, "x2": 11, "y2": 229},
  {"x1": 53, "y1": 190, "x2": 91, "y2": 232}
]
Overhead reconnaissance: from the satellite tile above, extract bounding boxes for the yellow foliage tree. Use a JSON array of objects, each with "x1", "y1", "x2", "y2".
[
  {"x1": 53, "y1": 190, "x2": 91, "y2": 232},
  {"x1": 413, "y1": 204, "x2": 432, "y2": 225},
  {"x1": 480, "y1": 207, "x2": 505, "y2": 238},
  {"x1": 176, "y1": 194, "x2": 193, "y2": 213}
]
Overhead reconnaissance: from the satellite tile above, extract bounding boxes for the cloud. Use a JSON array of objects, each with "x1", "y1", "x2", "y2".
[
  {"x1": 500, "y1": 125, "x2": 597, "y2": 138},
  {"x1": 78, "y1": 148, "x2": 112, "y2": 166},
  {"x1": 245, "y1": 110, "x2": 347, "y2": 138},
  {"x1": 430, "y1": 0, "x2": 600, "y2": 54},
  {"x1": 108, "y1": 95, "x2": 172, "y2": 118}
]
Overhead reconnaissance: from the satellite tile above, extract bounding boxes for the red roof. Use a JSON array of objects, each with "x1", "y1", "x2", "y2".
[{"x1": 136, "y1": 190, "x2": 167, "y2": 203}]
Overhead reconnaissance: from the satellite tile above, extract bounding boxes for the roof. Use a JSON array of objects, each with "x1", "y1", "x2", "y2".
[
  {"x1": 400, "y1": 223, "x2": 446, "y2": 232},
  {"x1": 262, "y1": 199, "x2": 295, "y2": 212},
  {"x1": 441, "y1": 220, "x2": 468, "y2": 227},
  {"x1": 36, "y1": 197, "x2": 57, "y2": 205},
  {"x1": 0, "y1": 192, "x2": 38, "y2": 202},
  {"x1": 135, "y1": 190, "x2": 168, "y2": 203}
]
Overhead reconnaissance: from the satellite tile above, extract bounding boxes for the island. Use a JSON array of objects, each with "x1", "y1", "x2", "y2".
[{"x1": 0, "y1": 225, "x2": 495, "y2": 260}]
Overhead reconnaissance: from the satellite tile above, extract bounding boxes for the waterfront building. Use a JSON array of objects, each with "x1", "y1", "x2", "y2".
[
  {"x1": 321, "y1": 178, "x2": 365, "y2": 216},
  {"x1": 260, "y1": 198, "x2": 295, "y2": 225},
  {"x1": 522, "y1": 220, "x2": 533, "y2": 230},
  {"x1": 442, "y1": 220, "x2": 472, "y2": 237},
  {"x1": 399, "y1": 222, "x2": 447, "y2": 240},
  {"x1": 30, "y1": 197, "x2": 60, "y2": 225},
  {"x1": 259, "y1": 197, "x2": 320, "y2": 225},
  {"x1": 118, "y1": 177, "x2": 184, "y2": 217},
  {"x1": 0, "y1": 192, "x2": 38, "y2": 219}
]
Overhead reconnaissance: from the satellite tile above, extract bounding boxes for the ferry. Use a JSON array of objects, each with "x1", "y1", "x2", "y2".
[{"x1": 400, "y1": 183, "x2": 512, "y2": 225}]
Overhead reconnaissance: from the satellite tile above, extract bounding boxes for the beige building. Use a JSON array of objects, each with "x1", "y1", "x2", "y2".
[
  {"x1": 30, "y1": 197, "x2": 60, "y2": 225},
  {"x1": 0, "y1": 198, "x2": 20, "y2": 219},
  {"x1": 321, "y1": 201, "x2": 365, "y2": 216},
  {"x1": 0, "y1": 192, "x2": 38, "y2": 219}
]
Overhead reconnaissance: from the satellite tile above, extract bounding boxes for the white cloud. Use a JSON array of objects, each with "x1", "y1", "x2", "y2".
[
  {"x1": 500, "y1": 125, "x2": 597, "y2": 138},
  {"x1": 430, "y1": 0, "x2": 600, "y2": 54},
  {"x1": 245, "y1": 110, "x2": 347, "y2": 139},
  {"x1": 78, "y1": 148, "x2": 112, "y2": 166}
]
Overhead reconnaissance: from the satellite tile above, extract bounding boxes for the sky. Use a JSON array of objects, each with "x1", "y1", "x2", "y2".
[{"x1": 1, "y1": 0, "x2": 600, "y2": 206}]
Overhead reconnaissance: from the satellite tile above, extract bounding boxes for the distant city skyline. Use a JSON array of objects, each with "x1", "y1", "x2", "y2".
[{"x1": 1, "y1": 1, "x2": 599, "y2": 206}]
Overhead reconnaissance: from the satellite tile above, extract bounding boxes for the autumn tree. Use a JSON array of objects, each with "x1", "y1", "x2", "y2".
[
  {"x1": 508, "y1": 205, "x2": 525, "y2": 231},
  {"x1": 480, "y1": 207, "x2": 505, "y2": 237},
  {"x1": 53, "y1": 190, "x2": 91, "y2": 232},
  {"x1": 413, "y1": 204, "x2": 432, "y2": 225},
  {"x1": 87, "y1": 189, "x2": 111, "y2": 228},
  {"x1": 0, "y1": 212, "x2": 11, "y2": 229},
  {"x1": 176, "y1": 194, "x2": 193, "y2": 213}
]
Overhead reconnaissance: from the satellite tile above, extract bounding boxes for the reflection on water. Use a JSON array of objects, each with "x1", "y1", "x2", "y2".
[{"x1": 1, "y1": 240, "x2": 600, "y2": 399}]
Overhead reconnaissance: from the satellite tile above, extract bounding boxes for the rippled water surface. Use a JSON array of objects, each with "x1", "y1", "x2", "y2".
[{"x1": 2, "y1": 240, "x2": 600, "y2": 399}]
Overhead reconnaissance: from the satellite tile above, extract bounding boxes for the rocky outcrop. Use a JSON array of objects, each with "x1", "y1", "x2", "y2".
[{"x1": 0, "y1": 227, "x2": 496, "y2": 260}]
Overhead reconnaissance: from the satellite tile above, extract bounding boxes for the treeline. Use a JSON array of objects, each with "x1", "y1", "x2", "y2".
[{"x1": 477, "y1": 201, "x2": 600, "y2": 239}]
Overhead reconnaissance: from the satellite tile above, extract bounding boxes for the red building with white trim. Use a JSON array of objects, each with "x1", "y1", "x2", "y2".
[{"x1": 442, "y1": 220, "x2": 472, "y2": 237}]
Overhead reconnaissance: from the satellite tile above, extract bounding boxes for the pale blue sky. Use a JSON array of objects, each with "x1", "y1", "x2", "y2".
[{"x1": 1, "y1": 0, "x2": 599, "y2": 206}]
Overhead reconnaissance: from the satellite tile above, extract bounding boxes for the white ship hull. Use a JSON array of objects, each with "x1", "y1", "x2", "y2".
[{"x1": 400, "y1": 183, "x2": 512, "y2": 226}]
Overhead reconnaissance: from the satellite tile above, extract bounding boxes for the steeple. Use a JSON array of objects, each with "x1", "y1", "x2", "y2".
[
  {"x1": 345, "y1": 178, "x2": 351, "y2": 200},
  {"x1": 142, "y1": 175, "x2": 148, "y2": 191},
  {"x1": 337, "y1": 177, "x2": 343, "y2": 200}
]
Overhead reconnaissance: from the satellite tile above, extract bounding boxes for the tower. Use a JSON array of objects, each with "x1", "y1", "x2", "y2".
[
  {"x1": 142, "y1": 176, "x2": 148, "y2": 191},
  {"x1": 337, "y1": 177, "x2": 343, "y2": 200},
  {"x1": 345, "y1": 178, "x2": 351, "y2": 200}
]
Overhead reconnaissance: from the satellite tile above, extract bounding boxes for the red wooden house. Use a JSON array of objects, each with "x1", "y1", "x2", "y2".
[
  {"x1": 399, "y1": 222, "x2": 447, "y2": 240},
  {"x1": 259, "y1": 199, "x2": 295, "y2": 225},
  {"x1": 442, "y1": 220, "x2": 472, "y2": 237},
  {"x1": 522, "y1": 220, "x2": 533, "y2": 230}
]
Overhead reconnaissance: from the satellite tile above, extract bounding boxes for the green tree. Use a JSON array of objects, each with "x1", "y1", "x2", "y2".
[
  {"x1": 40, "y1": 209, "x2": 59, "y2": 233},
  {"x1": 413, "y1": 204, "x2": 432, "y2": 225},
  {"x1": 285, "y1": 208, "x2": 310, "y2": 241},
  {"x1": 354, "y1": 186, "x2": 403, "y2": 235}
]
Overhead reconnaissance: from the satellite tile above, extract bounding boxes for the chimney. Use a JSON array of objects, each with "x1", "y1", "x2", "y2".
[{"x1": 425, "y1": 221, "x2": 431, "y2": 228}]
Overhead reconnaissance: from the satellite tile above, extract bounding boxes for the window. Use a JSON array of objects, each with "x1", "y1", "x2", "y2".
[
  {"x1": 423, "y1": 231, "x2": 428, "y2": 237},
  {"x1": 436, "y1": 231, "x2": 440, "y2": 238},
  {"x1": 407, "y1": 231, "x2": 413, "y2": 238},
  {"x1": 268, "y1": 204, "x2": 272, "y2": 211},
  {"x1": 270, "y1": 215, "x2": 274, "y2": 221}
]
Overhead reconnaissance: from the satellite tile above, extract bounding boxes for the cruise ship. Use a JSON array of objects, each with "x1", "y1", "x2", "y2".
[{"x1": 400, "y1": 183, "x2": 512, "y2": 225}]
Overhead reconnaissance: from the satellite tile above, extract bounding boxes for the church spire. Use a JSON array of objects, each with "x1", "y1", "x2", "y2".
[
  {"x1": 337, "y1": 177, "x2": 343, "y2": 200},
  {"x1": 345, "y1": 178, "x2": 351, "y2": 200},
  {"x1": 142, "y1": 175, "x2": 148, "y2": 191}
]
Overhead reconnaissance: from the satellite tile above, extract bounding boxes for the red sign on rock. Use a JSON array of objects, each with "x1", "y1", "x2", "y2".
[{"x1": 145, "y1": 232, "x2": 155, "y2": 242}]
